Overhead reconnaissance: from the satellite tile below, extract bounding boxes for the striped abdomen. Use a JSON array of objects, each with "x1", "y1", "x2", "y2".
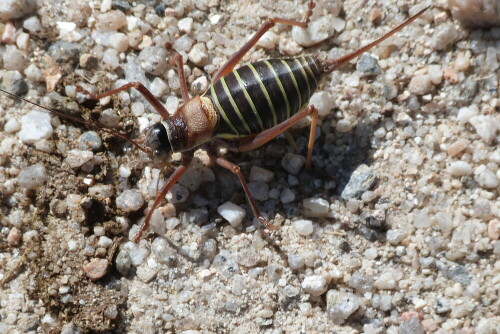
[{"x1": 205, "y1": 56, "x2": 323, "y2": 139}]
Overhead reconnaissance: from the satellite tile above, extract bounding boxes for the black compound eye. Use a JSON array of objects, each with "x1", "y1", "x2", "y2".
[{"x1": 145, "y1": 123, "x2": 171, "y2": 160}]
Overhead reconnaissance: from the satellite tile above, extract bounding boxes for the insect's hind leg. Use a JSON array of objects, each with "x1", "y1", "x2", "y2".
[
  {"x1": 238, "y1": 105, "x2": 319, "y2": 169},
  {"x1": 215, "y1": 156, "x2": 278, "y2": 231},
  {"x1": 211, "y1": 0, "x2": 316, "y2": 83},
  {"x1": 77, "y1": 82, "x2": 171, "y2": 119}
]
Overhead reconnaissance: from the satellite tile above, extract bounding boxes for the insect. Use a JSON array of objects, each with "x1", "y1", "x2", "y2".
[{"x1": 2, "y1": 2, "x2": 429, "y2": 244}]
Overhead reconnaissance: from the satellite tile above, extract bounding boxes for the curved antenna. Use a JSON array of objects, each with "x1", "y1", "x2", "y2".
[
  {"x1": 323, "y1": 6, "x2": 430, "y2": 73},
  {"x1": 0, "y1": 88, "x2": 151, "y2": 155}
]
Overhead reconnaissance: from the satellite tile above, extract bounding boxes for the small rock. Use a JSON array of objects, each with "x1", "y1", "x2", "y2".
[
  {"x1": 488, "y1": 219, "x2": 499, "y2": 240},
  {"x1": 280, "y1": 188, "x2": 295, "y2": 204},
  {"x1": 430, "y1": 23, "x2": 458, "y2": 50},
  {"x1": 17, "y1": 164, "x2": 47, "y2": 189},
  {"x1": 48, "y1": 41, "x2": 80, "y2": 66},
  {"x1": 173, "y1": 34, "x2": 193, "y2": 52},
  {"x1": 108, "y1": 32, "x2": 129, "y2": 52},
  {"x1": 292, "y1": 15, "x2": 336, "y2": 47},
  {"x1": 326, "y1": 290, "x2": 361, "y2": 324},
  {"x1": 456, "y1": 105, "x2": 478, "y2": 123},
  {"x1": 336, "y1": 119, "x2": 352, "y2": 133},
  {"x1": 356, "y1": 53, "x2": 381, "y2": 77},
  {"x1": 248, "y1": 182, "x2": 269, "y2": 201},
  {"x1": 18, "y1": 111, "x2": 53, "y2": 144},
  {"x1": 302, "y1": 275, "x2": 327, "y2": 296},
  {"x1": 116, "y1": 189, "x2": 144, "y2": 212},
  {"x1": 428, "y1": 64, "x2": 443, "y2": 85},
  {"x1": 249, "y1": 166, "x2": 274, "y2": 183},
  {"x1": 469, "y1": 115, "x2": 498, "y2": 144},
  {"x1": 7, "y1": 227, "x2": 22, "y2": 246},
  {"x1": 166, "y1": 184, "x2": 189, "y2": 204},
  {"x1": 151, "y1": 237, "x2": 176, "y2": 264},
  {"x1": 341, "y1": 164, "x2": 377, "y2": 200},
  {"x1": 445, "y1": 264, "x2": 472, "y2": 286},
  {"x1": 0, "y1": 0, "x2": 37, "y2": 21},
  {"x1": 448, "y1": 161, "x2": 473, "y2": 176},
  {"x1": 78, "y1": 131, "x2": 102, "y2": 151},
  {"x1": 84, "y1": 258, "x2": 108, "y2": 280},
  {"x1": 136, "y1": 262, "x2": 158, "y2": 283},
  {"x1": 218, "y1": 202, "x2": 246, "y2": 227},
  {"x1": 88, "y1": 184, "x2": 114, "y2": 200},
  {"x1": 293, "y1": 219, "x2": 314, "y2": 236},
  {"x1": 434, "y1": 298, "x2": 451, "y2": 314},
  {"x1": 256, "y1": 31, "x2": 279, "y2": 49},
  {"x1": 188, "y1": 43, "x2": 209, "y2": 66},
  {"x1": 2, "y1": 70, "x2": 28, "y2": 96},
  {"x1": 178, "y1": 17, "x2": 194, "y2": 33},
  {"x1": 139, "y1": 47, "x2": 168, "y2": 75},
  {"x1": 3, "y1": 46, "x2": 29, "y2": 71},
  {"x1": 191, "y1": 76, "x2": 209, "y2": 95},
  {"x1": 374, "y1": 272, "x2": 397, "y2": 290},
  {"x1": 302, "y1": 197, "x2": 329, "y2": 217},
  {"x1": 96, "y1": 10, "x2": 127, "y2": 31},
  {"x1": 348, "y1": 271, "x2": 374, "y2": 293},
  {"x1": 309, "y1": 91, "x2": 335, "y2": 117},
  {"x1": 398, "y1": 317, "x2": 424, "y2": 334},
  {"x1": 475, "y1": 168, "x2": 499, "y2": 189},
  {"x1": 409, "y1": 74, "x2": 433, "y2": 95},
  {"x1": 446, "y1": 138, "x2": 469, "y2": 156},
  {"x1": 79, "y1": 53, "x2": 98, "y2": 69},
  {"x1": 65, "y1": 150, "x2": 94, "y2": 168},
  {"x1": 288, "y1": 253, "x2": 305, "y2": 270},
  {"x1": 281, "y1": 153, "x2": 306, "y2": 175}
]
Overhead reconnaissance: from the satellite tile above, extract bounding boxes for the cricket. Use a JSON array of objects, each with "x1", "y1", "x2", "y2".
[{"x1": 1, "y1": 2, "x2": 429, "y2": 244}]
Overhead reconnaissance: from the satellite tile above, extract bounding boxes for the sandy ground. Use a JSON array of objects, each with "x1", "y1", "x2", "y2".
[{"x1": 0, "y1": 0, "x2": 499, "y2": 333}]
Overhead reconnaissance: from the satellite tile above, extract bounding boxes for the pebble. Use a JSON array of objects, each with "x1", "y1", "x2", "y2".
[
  {"x1": 474, "y1": 168, "x2": 499, "y2": 189},
  {"x1": 83, "y1": 258, "x2": 108, "y2": 280},
  {"x1": 326, "y1": 290, "x2": 360, "y2": 324},
  {"x1": 281, "y1": 153, "x2": 306, "y2": 175},
  {"x1": 428, "y1": 64, "x2": 443, "y2": 84},
  {"x1": 7, "y1": 227, "x2": 21, "y2": 246},
  {"x1": 108, "y1": 32, "x2": 129, "y2": 52},
  {"x1": 138, "y1": 47, "x2": 168, "y2": 75},
  {"x1": 136, "y1": 261, "x2": 158, "y2": 283},
  {"x1": 2, "y1": 70, "x2": 28, "y2": 96},
  {"x1": 96, "y1": 10, "x2": 127, "y2": 31},
  {"x1": 446, "y1": 138, "x2": 469, "y2": 156},
  {"x1": 309, "y1": 91, "x2": 335, "y2": 117},
  {"x1": 249, "y1": 166, "x2": 274, "y2": 183},
  {"x1": 356, "y1": 53, "x2": 381, "y2": 77},
  {"x1": 302, "y1": 197, "x2": 329, "y2": 217},
  {"x1": 448, "y1": 161, "x2": 472, "y2": 176},
  {"x1": 217, "y1": 202, "x2": 246, "y2": 227},
  {"x1": 456, "y1": 105, "x2": 478, "y2": 123},
  {"x1": 348, "y1": 271, "x2": 374, "y2": 293},
  {"x1": 88, "y1": 184, "x2": 114, "y2": 200},
  {"x1": 488, "y1": 219, "x2": 499, "y2": 240},
  {"x1": 116, "y1": 189, "x2": 145, "y2": 212},
  {"x1": 19, "y1": 111, "x2": 53, "y2": 144},
  {"x1": 430, "y1": 23, "x2": 458, "y2": 50},
  {"x1": 434, "y1": 298, "x2": 451, "y2": 314},
  {"x1": 17, "y1": 164, "x2": 47, "y2": 189},
  {"x1": 248, "y1": 182, "x2": 269, "y2": 201},
  {"x1": 409, "y1": 74, "x2": 433, "y2": 95},
  {"x1": 468, "y1": 115, "x2": 498, "y2": 143},
  {"x1": 173, "y1": 34, "x2": 193, "y2": 52},
  {"x1": 293, "y1": 219, "x2": 314, "y2": 236},
  {"x1": 288, "y1": 253, "x2": 305, "y2": 270},
  {"x1": 115, "y1": 248, "x2": 132, "y2": 275},
  {"x1": 191, "y1": 76, "x2": 209, "y2": 95},
  {"x1": 301, "y1": 275, "x2": 327, "y2": 296},
  {"x1": 166, "y1": 183, "x2": 189, "y2": 204},
  {"x1": 374, "y1": 272, "x2": 397, "y2": 290},
  {"x1": 280, "y1": 188, "x2": 295, "y2": 204},
  {"x1": 398, "y1": 317, "x2": 424, "y2": 334},
  {"x1": 178, "y1": 17, "x2": 193, "y2": 33},
  {"x1": 336, "y1": 119, "x2": 352, "y2": 133},
  {"x1": 292, "y1": 15, "x2": 336, "y2": 47},
  {"x1": 78, "y1": 131, "x2": 102, "y2": 151},
  {"x1": 255, "y1": 31, "x2": 278, "y2": 49},
  {"x1": 0, "y1": 0, "x2": 37, "y2": 21},
  {"x1": 3, "y1": 46, "x2": 29, "y2": 72},
  {"x1": 341, "y1": 164, "x2": 377, "y2": 200},
  {"x1": 65, "y1": 149, "x2": 94, "y2": 168}
]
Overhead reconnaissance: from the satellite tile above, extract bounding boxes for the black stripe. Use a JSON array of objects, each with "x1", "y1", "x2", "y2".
[
  {"x1": 212, "y1": 79, "x2": 247, "y2": 135},
  {"x1": 267, "y1": 59, "x2": 301, "y2": 120},
  {"x1": 284, "y1": 58, "x2": 312, "y2": 109}
]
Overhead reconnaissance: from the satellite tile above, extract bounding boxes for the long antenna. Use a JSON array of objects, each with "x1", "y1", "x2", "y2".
[
  {"x1": 0, "y1": 88, "x2": 151, "y2": 155},
  {"x1": 323, "y1": 6, "x2": 429, "y2": 73}
]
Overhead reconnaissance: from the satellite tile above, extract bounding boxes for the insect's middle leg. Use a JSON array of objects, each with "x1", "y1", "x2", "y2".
[
  {"x1": 238, "y1": 105, "x2": 319, "y2": 169},
  {"x1": 211, "y1": 0, "x2": 315, "y2": 83}
]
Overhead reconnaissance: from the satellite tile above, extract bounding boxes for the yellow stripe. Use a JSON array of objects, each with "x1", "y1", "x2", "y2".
[
  {"x1": 233, "y1": 70, "x2": 264, "y2": 131},
  {"x1": 294, "y1": 58, "x2": 311, "y2": 99},
  {"x1": 264, "y1": 60, "x2": 291, "y2": 120},
  {"x1": 210, "y1": 84, "x2": 239, "y2": 135},
  {"x1": 301, "y1": 56, "x2": 318, "y2": 86},
  {"x1": 215, "y1": 133, "x2": 248, "y2": 139},
  {"x1": 248, "y1": 63, "x2": 278, "y2": 126},
  {"x1": 281, "y1": 59, "x2": 302, "y2": 110},
  {"x1": 220, "y1": 77, "x2": 251, "y2": 133}
]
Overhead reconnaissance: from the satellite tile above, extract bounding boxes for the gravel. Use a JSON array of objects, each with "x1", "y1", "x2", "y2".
[{"x1": 1, "y1": 0, "x2": 499, "y2": 333}]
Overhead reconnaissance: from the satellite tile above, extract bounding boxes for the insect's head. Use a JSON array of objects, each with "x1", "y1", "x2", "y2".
[{"x1": 144, "y1": 122, "x2": 171, "y2": 160}]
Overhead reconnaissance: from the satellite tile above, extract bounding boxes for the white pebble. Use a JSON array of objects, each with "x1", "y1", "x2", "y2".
[
  {"x1": 293, "y1": 219, "x2": 314, "y2": 236},
  {"x1": 292, "y1": 15, "x2": 336, "y2": 47},
  {"x1": 409, "y1": 74, "x2": 433, "y2": 95},
  {"x1": 166, "y1": 183, "x2": 189, "y2": 204},
  {"x1": 188, "y1": 43, "x2": 209, "y2": 66},
  {"x1": 65, "y1": 150, "x2": 94, "y2": 168},
  {"x1": 374, "y1": 272, "x2": 397, "y2": 290},
  {"x1": 150, "y1": 77, "x2": 168, "y2": 98},
  {"x1": 475, "y1": 169, "x2": 499, "y2": 189},
  {"x1": 336, "y1": 119, "x2": 352, "y2": 133},
  {"x1": 108, "y1": 32, "x2": 129, "y2": 52},
  {"x1": 116, "y1": 189, "x2": 144, "y2": 212},
  {"x1": 469, "y1": 115, "x2": 498, "y2": 143},
  {"x1": 97, "y1": 236, "x2": 113, "y2": 248},
  {"x1": 4, "y1": 118, "x2": 20, "y2": 133},
  {"x1": 19, "y1": 111, "x2": 53, "y2": 144},
  {"x1": 309, "y1": 91, "x2": 335, "y2": 117},
  {"x1": 166, "y1": 95, "x2": 179, "y2": 114},
  {"x1": 302, "y1": 275, "x2": 327, "y2": 296},
  {"x1": 191, "y1": 76, "x2": 209, "y2": 95},
  {"x1": 256, "y1": 31, "x2": 278, "y2": 49},
  {"x1": 217, "y1": 202, "x2": 246, "y2": 227},
  {"x1": 178, "y1": 17, "x2": 194, "y2": 34},
  {"x1": 303, "y1": 197, "x2": 329, "y2": 217},
  {"x1": 448, "y1": 161, "x2": 473, "y2": 176},
  {"x1": 17, "y1": 164, "x2": 47, "y2": 189},
  {"x1": 456, "y1": 105, "x2": 478, "y2": 123}
]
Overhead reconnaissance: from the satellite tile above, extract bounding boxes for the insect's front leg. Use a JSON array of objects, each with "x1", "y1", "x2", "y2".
[
  {"x1": 238, "y1": 105, "x2": 319, "y2": 169},
  {"x1": 211, "y1": 0, "x2": 316, "y2": 83},
  {"x1": 166, "y1": 43, "x2": 190, "y2": 102}
]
